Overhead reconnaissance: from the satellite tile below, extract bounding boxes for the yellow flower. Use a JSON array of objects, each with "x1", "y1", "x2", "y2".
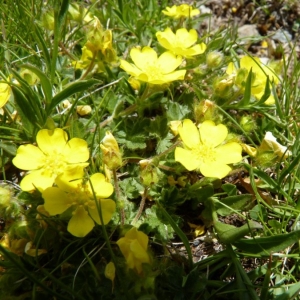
[
  {"x1": 226, "y1": 56, "x2": 279, "y2": 104},
  {"x1": 12, "y1": 128, "x2": 89, "y2": 191},
  {"x1": 120, "y1": 46, "x2": 186, "y2": 85},
  {"x1": 156, "y1": 28, "x2": 206, "y2": 58},
  {"x1": 116, "y1": 227, "x2": 150, "y2": 274},
  {"x1": 175, "y1": 119, "x2": 242, "y2": 178},
  {"x1": 0, "y1": 80, "x2": 11, "y2": 108},
  {"x1": 72, "y1": 46, "x2": 96, "y2": 70},
  {"x1": 100, "y1": 131, "x2": 122, "y2": 170},
  {"x1": 162, "y1": 4, "x2": 200, "y2": 19},
  {"x1": 42, "y1": 167, "x2": 115, "y2": 238}
]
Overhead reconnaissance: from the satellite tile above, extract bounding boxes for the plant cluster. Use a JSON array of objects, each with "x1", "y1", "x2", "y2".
[{"x1": 0, "y1": 0, "x2": 299, "y2": 299}]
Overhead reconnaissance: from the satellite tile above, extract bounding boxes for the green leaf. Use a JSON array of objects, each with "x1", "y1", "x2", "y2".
[
  {"x1": 256, "y1": 76, "x2": 271, "y2": 105},
  {"x1": 214, "y1": 220, "x2": 262, "y2": 243},
  {"x1": 156, "y1": 201, "x2": 193, "y2": 268},
  {"x1": 222, "y1": 183, "x2": 237, "y2": 196},
  {"x1": 273, "y1": 282, "x2": 300, "y2": 300},
  {"x1": 48, "y1": 79, "x2": 99, "y2": 113},
  {"x1": 215, "y1": 194, "x2": 253, "y2": 216},
  {"x1": 20, "y1": 63, "x2": 52, "y2": 105},
  {"x1": 233, "y1": 230, "x2": 300, "y2": 255},
  {"x1": 238, "y1": 68, "x2": 252, "y2": 107},
  {"x1": 0, "y1": 142, "x2": 17, "y2": 156}
]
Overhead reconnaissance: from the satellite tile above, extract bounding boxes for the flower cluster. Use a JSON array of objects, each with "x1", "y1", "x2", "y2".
[
  {"x1": 120, "y1": 4, "x2": 206, "y2": 86},
  {"x1": 162, "y1": 4, "x2": 200, "y2": 19},
  {"x1": 13, "y1": 128, "x2": 117, "y2": 237}
]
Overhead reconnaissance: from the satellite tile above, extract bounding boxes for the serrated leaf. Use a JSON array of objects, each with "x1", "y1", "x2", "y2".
[{"x1": 166, "y1": 102, "x2": 190, "y2": 121}]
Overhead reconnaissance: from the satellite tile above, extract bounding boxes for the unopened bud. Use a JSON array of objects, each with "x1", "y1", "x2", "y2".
[
  {"x1": 139, "y1": 159, "x2": 159, "y2": 186},
  {"x1": 206, "y1": 51, "x2": 223, "y2": 69},
  {"x1": 194, "y1": 100, "x2": 216, "y2": 123},
  {"x1": 100, "y1": 131, "x2": 122, "y2": 170}
]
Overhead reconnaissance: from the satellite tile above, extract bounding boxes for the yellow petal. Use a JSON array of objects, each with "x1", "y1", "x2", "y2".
[
  {"x1": 43, "y1": 187, "x2": 71, "y2": 215},
  {"x1": 89, "y1": 173, "x2": 114, "y2": 198},
  {"x1": 88, "y1": 198, "x2": 116, "y2": 225},
  {"x1": 131, "y1": 47, "x2": 157, "y2": 71},
  {"x1": 126, "y1": 227, "x2": 148, "y2": 250},
  {"x1": 178, "y1": 119, "x2": 200, "y2": 149},
  {"x1": 176, "y1": 28, "x2": 197, "y2": 47},
  {"x1": 68, "y1": 206, "x2": 94, "y2": 237},
  {"x1": 20, "y1": 170, "x2": 55, "y2": 192},
  {"x1": 130, "y1": 239, "x2": 150, "y2": 263},
  {"x1": 226, "y1": 62, "x2": 236, "y2": 75},
  {"x1": 157, "y1": 51, "x2": 182, "y2": 73},
  {"x1": 55, "y1": 166, "x2": 85, "y2": 191},
  {"x1": 119, "y1": 60, "x2": 142, "y2": 77},
  {"x1": 63, "y1": 138, "x2": 89, "y2": 163},
  {"x1": 36, "y1": 128, "x2": 68, "y2": 155},
  {"x1": 200, "y1": 162, "x2": 232, "y2": 179},
  {"x1": 0, "y1": 83, "x2": 11, "y2": 108},
  {"x1": 13, "y1": 144, "x2": 45, "y2": 170},
  {"x1": 104, "y1": 262, "x2": 116, "y2": 281},
  {"x1": 199, "y1": 120, "x2": 227, "y2": 147},
  {"x1": 158, "y1": 70, "x2": 186, "y2": 84},
  {"x1": 175, "y1": 147, "x2": 200, "y2": 171},
  {"x1": 215, "y1": 142, "x2": 243, "y2": 164}
]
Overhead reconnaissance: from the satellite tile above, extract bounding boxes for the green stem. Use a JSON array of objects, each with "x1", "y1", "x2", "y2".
[
  {"x1": 132, "y1": 187, "x2": 148, "y2": 225},
  {"x1": 113, "y1": 169, "x2": 125, "y2": 225}
]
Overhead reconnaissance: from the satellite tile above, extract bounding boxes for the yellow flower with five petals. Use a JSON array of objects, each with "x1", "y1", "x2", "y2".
[
  {"x1": 162, "y1": 4, "x2": 200, "y2": 19},
  {"x1": 175, "y1": 119, "x2": 242, "y2": 179},
  {"x1": 12, "y1": 128, "x2": 89, "y2": 191},
  {"x1": 117, "y1": 227, "x2": 150, "y2": 274},
  {"x1": 42, "y1": 167, "x2": 115, "y2": 237},
  {"x1": 120, "y1": 46, "x2": 186, "y2": 85},
  {"x1": 156, "y1": 28, "x2": 206, "y2": 58}
]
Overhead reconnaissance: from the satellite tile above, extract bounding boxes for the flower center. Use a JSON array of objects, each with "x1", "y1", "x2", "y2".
[
  {"x1": 191, "y1": 143, "x2": 217, "y2": 164},
  {"x1": 144, "y1": 64, "x2": 163, "y2": 79},
  {"x1": 67, "y1": 183, "x2": 96, "y2": 211},
  {"x1": 42, "y1": 152, "x2": 67, "y2": 177}
]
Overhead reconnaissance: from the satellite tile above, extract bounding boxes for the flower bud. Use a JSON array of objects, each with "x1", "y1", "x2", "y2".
[
  {"x1": 194, "y1": 100, "x2": 216, "y2": 123},
  {"x1": 213, "y1": 76, "x2": 234, "y2": 98},
  {"x1": 139, "y1": 159, "x2": 159, "y2": 187},
  {"x1": 76, "y1": 105, "x2": 92, "y2": 116},
  {"x1": 239, "y1": 115, "x2": 257, "y2": 132},
  {"x1": 169, "y1": 120, "x2": 182, "y2": 136},
  {"x1": 104, "y1": 261, "x2": 116, "y2": 282},
  {"x1": 206, "y1": 51, "x2": 223, "y2": 69},
  {"x1": 20, "y1": 69, "x2": 39, "y2": 86},
  {"x1": 100, "y1": 131, "x2": 122, "y2": 170},
  {"x1": 0, "y1": 186, "x2": 12, "y2": 208}
]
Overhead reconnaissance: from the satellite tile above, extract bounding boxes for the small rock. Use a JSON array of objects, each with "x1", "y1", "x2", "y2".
[
  {"x1": 237, "y1": 24, "x2": 261, "y2": 45},
  {"x1": 272, "y1": 29, "x2": 292, "y2": 43}
]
